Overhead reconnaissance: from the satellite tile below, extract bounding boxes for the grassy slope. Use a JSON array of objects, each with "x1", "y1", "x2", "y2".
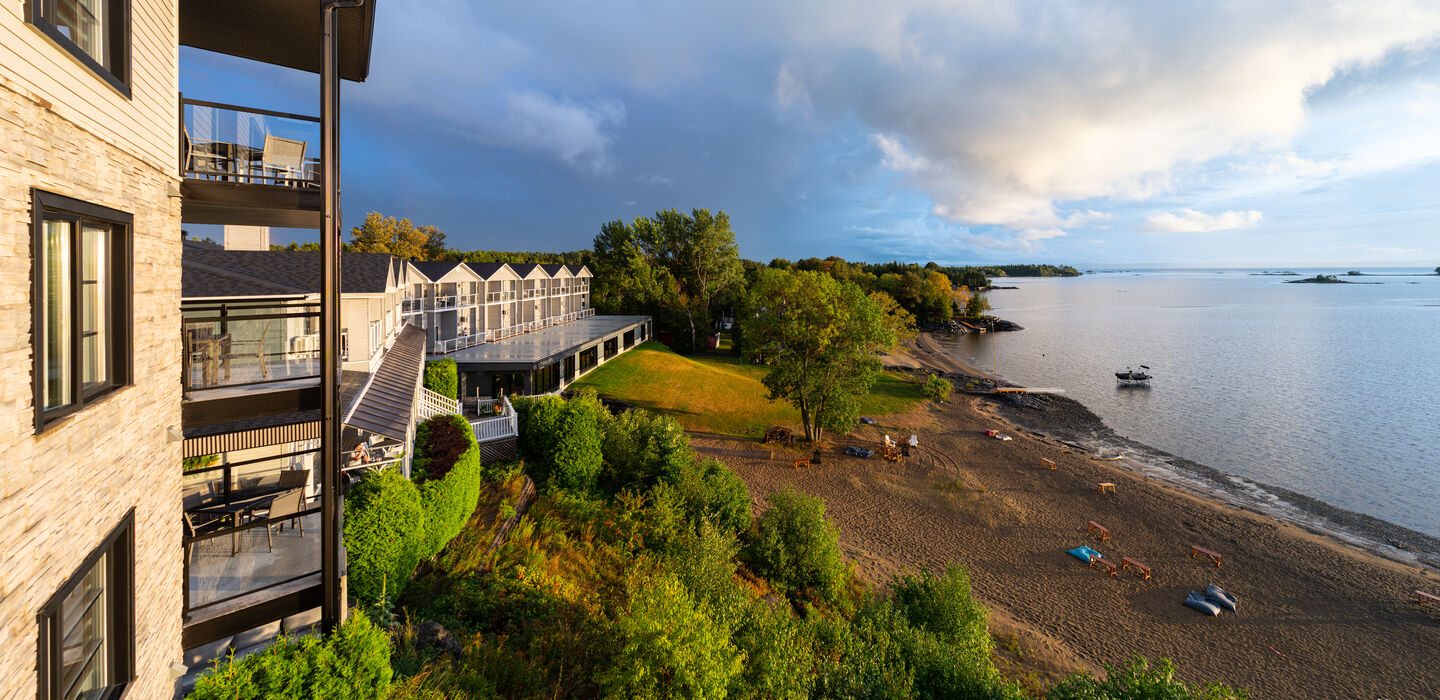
[{"x1": 569, "y1": 341, "x2": 921, "y2": 437}]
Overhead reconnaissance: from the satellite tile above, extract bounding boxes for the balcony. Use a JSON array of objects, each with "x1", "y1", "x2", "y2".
[
  {"x1": 458, "y1": 293, "x2": 478, "y2": 306},
  {"x1": 182, "y1": 301, "x2": 322, "y2": 428},
  {"x1": 180, "y1": 99, "x2": 323, "y2": 228},
  {"x1": 429, "y1": 295, "x2": 457, "y2": 311},
  {"x1": 401, "y1": 298, "x2": 423, "y2": 314},
  {"x1": 429, "y1": 332, "x2": 483, "y2": 354}
]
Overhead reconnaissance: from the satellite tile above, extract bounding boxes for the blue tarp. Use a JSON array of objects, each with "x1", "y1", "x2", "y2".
[
  {"x1": 844, "y1": 446, "x2": 874, "y2": 458},
  {"x1": 859, "y1": 417, "x2": 878, "y2": 425},
  {"x1": 1067, "y1": 546, "x2": 1102, "y2": 563}
]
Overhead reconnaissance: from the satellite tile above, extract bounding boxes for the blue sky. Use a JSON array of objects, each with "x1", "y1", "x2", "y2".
[{"x1": 181, "y1": 1, "x2": 1440, "y2": 266}]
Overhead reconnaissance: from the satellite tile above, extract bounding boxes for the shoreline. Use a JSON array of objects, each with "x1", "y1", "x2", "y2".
[{"x1": 909, "y1": 332, "x2": 1440, "y2": 571}]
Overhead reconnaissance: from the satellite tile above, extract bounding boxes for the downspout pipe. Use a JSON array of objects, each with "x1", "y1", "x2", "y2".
[{"x1": 320, "y1": 0, "x2": 364, "y2": 635}]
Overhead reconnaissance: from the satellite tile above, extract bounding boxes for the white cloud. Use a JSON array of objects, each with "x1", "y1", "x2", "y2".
[
  {"x1": 504, "y1": 92, "x2": 626, "y2": 174},
  {"x1": 1141, "y1": 209, "x2": 1264, "y2": 233},
  {"x1": 774, "y1": 0, "x2": 1440, "y2": 232}
]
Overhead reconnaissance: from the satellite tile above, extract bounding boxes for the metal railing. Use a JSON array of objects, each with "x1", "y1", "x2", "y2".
[
  {"x1": 429, "y1": 295, "x2": 456, "y2": 310},
  {"x1": 401, "y1": 298, "x2": 423, "y2": 314},
  {"x1": 458, "y1": 293, "x2": 477, "y2": 306},
  {"x1": 181, "y1": 98, "x2": 320, "y2": 188},
  {"x1": 182, "y1": 301, "x2": 321, "y2": 393}
]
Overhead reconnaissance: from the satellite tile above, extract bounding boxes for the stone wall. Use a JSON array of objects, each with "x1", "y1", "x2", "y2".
[{"x1": 0, "y1": 75, "x2": 183, "y2": 699}]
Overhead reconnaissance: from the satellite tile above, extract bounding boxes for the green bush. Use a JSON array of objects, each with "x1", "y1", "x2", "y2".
[
  {"x1": 515, "y1": 392, "x2": 605, "y2": 493},
  {"x1": 744, "y1": 487, "x2": 846, "y2": 605},
  {"x1": 891, "y1": 565, "x2": 991, "y2": 655},
  {"x1": 424, "y1": 358, "x2": 458, "y2": 400},
  {"x1": 344, "y1": 468, "x2": 425, "y2": 604},
  {"x1": 922, "y1": 373, "x2": 953, "y2": 402},
  {"x1": 728, "y1": 604, "x2": 815, "y2": 699},
  {"x1": 598, "y1": 409, "x2": 691, "y2": 494},
  {"x1": 1046, "y1": 657, "x2": 1247, "y2": 699},
  {"x1": 647, "y1": 457, "x2": 752, "y2": 546},
  {"x1": 187, "y1": 614, "x2": 392, "y2": 700},
  {"x1": 416, "y1": 424, "x2": 485, "y2": 561},
  {"x1": 597, "y1": 573, "x2": 744, "y2": 699}
]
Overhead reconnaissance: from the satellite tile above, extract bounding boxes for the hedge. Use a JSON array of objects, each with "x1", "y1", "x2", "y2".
[
  {"x1": 514, "y1": 393, "x2": 604, "y2": 493},
  {"x1": 344, "y1": 468, "x2": 426, "y2": 605},
  {"x1": 423, "y1": 358, "x2": 458, "y2": 400},
  {"x1": 415, "y1": 415, "x2": 484, "y2": 560},
  {"x1": 186, "y1": 614, "x2": 392, "y2": 700},
  {"x1": 345, "y1": 414, "x2": 487, "y2": 604}
]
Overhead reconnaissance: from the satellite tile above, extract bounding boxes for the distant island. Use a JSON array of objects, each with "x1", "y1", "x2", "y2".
[
  {"x1": 1253, "y1": 271, "x2": 1300, "y2": 276},
  {"x1": 1288, "y1": 274, "x2": 1349, "y2": 284}
]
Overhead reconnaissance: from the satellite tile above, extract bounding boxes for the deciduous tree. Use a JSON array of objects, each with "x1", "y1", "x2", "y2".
[{"x1": 742, "y1": 269, "x2": 895, "y2": 442}]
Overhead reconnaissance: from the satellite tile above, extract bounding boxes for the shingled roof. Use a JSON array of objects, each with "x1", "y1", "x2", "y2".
[
  {"x1": 464, "y1": 262, "x2": 509, "y2": 279},
  {"x1": 181, "y1": 250, "x2": 397, "y2": 298},
  {"x1": 342, "y1": 324, "x2": 426, "y2": 442},
  {"x1": 539, "y1": 263, "x2": 567, "y2": 276},
  {"x1": 409, "y1": 260, "x2": 465, "y2": 281},
  {"x1": 507, "y1": 262, "x2": 540, "y2": 277}
]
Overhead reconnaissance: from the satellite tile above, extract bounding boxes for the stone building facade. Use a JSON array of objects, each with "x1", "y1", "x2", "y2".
[{"x1": 0, "y1": 1, "x2": 184, "y2": 697}]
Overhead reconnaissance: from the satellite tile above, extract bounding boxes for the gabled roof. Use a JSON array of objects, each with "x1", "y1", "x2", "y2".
[
  {"x1": 409, "y1": 260, "x2": 463, "y2": 281},
  {"x1": 540, "y1": 263, "x2": 568, "y2": 277},
  {"x1": 182, "y1": 250, "x2": 397, "y2": 298},
  {"x1": 343, "y1": 324, "x2": 427, "y2": 442},
  {"x1": 507, "y1": 262, "x2": 539, "y2": 277},
  {"x1": 568, "y1": 264, "x2": 593, "y2": 277},
  {"x1": 464, "y1": 262, "x2": 510, "y2": 280}
]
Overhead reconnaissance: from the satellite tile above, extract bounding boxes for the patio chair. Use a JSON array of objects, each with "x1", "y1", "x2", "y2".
[
  {"x1": 223, "y1": 323, "x2": 271, "y2": 381},
  {"x1": 278, "y1": 469, "x2": 310, "y2": 490},
  {"x1": 261, "y1": 134, "x2": 307, "y2": 186},
  {"x1": 182, "y1": 511, "x2": 229, "y2": 564},
  {"x1": 259, "y1": 488, "x2": 306, "y2": 553}
]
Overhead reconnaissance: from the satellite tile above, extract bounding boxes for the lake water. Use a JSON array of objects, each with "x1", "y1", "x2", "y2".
[{"x1": 934, "y1": 268, "x2": 1440, "y2": 538}]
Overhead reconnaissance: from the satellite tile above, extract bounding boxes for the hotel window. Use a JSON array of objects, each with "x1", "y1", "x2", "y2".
[
  {"x1": 32, "y1": 190, "x2": 131, "y2": 433},
  {"x1": 37, "y1": 509, "x2": 135, "y2": 700},
  {"x1": 26, "y1": 0, "x2": 131, "y2": 96}
]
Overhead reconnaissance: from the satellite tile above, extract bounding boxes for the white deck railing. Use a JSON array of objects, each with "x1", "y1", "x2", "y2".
[
  {"x1": 470, "y1": 395, "x2": 517, "y2": 443},
  {"x1": 419, "y1": 387, "x2": 460, "y2": 421}
]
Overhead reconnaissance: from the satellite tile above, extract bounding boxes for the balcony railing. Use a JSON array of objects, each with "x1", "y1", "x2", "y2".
[
  {"x1": 182, "y1": 99, "x2": 321, "y2": 188},
  {"x1": 183, "y1": 301, "x2": 321, "y2": 393},
  {"x1": 430, "y1": 332, "x2": 484, "y2": 354},
  {"x1": 458, "y1": 293, "x2": 478, "y2": 306},
  {"x1": 401, "y1": 298, "x2": 423, "y2": 314},
  {"x1": 470, "y1": 395, "x2": 517, "y2": 444},
  {"x1": 429, "y1": 295, "x2": 457, "y2": 310}
]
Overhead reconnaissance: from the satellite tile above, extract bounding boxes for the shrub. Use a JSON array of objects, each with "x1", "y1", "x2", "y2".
[
  {"x1": 744, "y1": 487, "x2": 846, "y2": 605},
  {"x1": 890, "y1": 565, "x2": 991, "y2": 654},
  {"x1": 598, "y1": 573, "x2": 744, "y2": 699},
  {"x1": 423, "y1": 358, "x2": 458, "y2": 400},
  {"x1": 922, "y1": 373, "x2": 953, "y2": 402},
  {"x1": 728, "y1": 604, "x2": 815, "y2": 699},
  {"x1": 187, "y1": 614, "x2": 392, "y2": 700},
  {"x1": 1046, "y1": 657, "x2": 1248, "y2": 699},
  {"x1": 345, "y1": 469, "x2": 425, "y2": 604},
  {"x1": 416, "y1": 430, "x2": 485, "y2": 561},
  {"x1": 598, "y1": 409, "x2": 691, "y2": 495},
  {"x1": 660, "y1": 519, "x2": 746, "y2": 629},
  {"x1": 414, "y1": 414, "x2": 472, "y2": 482},
  {"x1": 516, "y1": 392, "x2": 605, "y2": 493}
]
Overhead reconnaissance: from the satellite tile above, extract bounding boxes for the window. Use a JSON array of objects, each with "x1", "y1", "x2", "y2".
[
  {"x1": 37, "y1": 509, "x2": 134, "y2": 700},
  {"x1": 32, "y1": 190, "x2": 131, "y2": 432},
  {"x1": 26, "y1": 0, "x2": 131, "y2": 96}
]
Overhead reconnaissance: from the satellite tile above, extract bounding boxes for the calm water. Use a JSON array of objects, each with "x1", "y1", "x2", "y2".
[{"x1": 935, "y1": 268, "x2": 1440, "y2": 537}]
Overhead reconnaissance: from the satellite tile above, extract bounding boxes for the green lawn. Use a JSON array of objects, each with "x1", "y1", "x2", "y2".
[{"x1": 569, "y1": 341, "x2": 923, "y2": 438}]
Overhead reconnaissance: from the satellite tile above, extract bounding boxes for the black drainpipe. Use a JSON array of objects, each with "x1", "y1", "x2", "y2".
[{"x1": 321, "y1": 0, "x2": 364, "y2": 634}]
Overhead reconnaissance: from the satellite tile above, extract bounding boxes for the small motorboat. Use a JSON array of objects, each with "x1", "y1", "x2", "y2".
[{"x1": 1115, "y1": 365, "x2": 1152, "y2": 383}]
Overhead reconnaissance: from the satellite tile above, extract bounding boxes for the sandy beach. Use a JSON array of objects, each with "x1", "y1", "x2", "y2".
[{"x1": 693, "y1": 334, "x2": 1440, "y2": 698}]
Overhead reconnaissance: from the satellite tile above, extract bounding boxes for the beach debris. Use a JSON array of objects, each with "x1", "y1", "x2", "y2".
[
  {"x1": 1205, "y1": 584, "x2": 1238, "y2": 612},
  {"x1": 1184, "y1": 590, "x2": 1222, "y2": 616},
  {"x1": 858, "y1": 417, "x2": 878, "y2": 425},
  {"x1": 1268, "y1": 646, "x2": 1287, "y2": 659},
  {"x1": 983, "y1": 429, "x2": 1012, "y2": 441}
]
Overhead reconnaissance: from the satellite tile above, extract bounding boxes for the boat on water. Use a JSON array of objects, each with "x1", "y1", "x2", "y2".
[{"x1": 1115, "y1": 365, "x2": 1152, "y2": 383}]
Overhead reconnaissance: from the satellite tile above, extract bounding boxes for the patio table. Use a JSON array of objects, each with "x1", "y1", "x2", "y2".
[{"x1": 188, "y1": 485, "x2": 287, "y2": 555}]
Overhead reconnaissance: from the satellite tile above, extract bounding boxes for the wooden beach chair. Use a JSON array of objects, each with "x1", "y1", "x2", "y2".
[
  {"x1": 1120, "y1": 556, "x2": 1151, "y2": 580},
  {"x1": 1190, "y1": 545, "x2": 1223, "y2": 567},
  {"x1": 1085, "y1": 520, "x2": 1111, "y2": 541}
]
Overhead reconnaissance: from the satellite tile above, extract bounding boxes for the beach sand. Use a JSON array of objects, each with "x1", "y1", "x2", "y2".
[{"x1": 691, "y1": 336, "x2": 1440, "y2": 698}]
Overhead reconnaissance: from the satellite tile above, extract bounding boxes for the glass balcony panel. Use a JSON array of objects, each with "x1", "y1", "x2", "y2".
[
  {"x1": 183, "y1": 100, "x2": 321, "y2": 188},
  {"x1": 183, "y1": 301, "x2": 320, "y2": 392}
]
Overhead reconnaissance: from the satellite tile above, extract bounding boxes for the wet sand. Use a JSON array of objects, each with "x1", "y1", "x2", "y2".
[{"x1": 693, "y1": 337, "x2": 1440, "y2": 698}]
